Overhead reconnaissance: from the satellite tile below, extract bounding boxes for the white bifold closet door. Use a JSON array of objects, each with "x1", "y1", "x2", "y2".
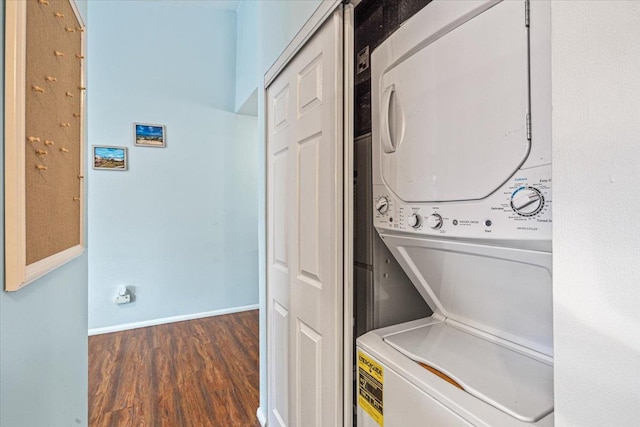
[{"x1": 266, "y1": 7, "x2": 344, "y2": 427}]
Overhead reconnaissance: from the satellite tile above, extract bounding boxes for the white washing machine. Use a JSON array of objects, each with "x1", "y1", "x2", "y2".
[{"x1": 357, "y1": 1, "x2": 553, "y2": 426}]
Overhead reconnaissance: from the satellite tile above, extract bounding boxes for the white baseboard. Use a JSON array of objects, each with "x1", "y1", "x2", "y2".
[
  {"x1": 256, "y1": 406, "x2": 267, "y2": 427},
  {"x1": 88, "y1": 304, "x2": 259, "y2": 336}
]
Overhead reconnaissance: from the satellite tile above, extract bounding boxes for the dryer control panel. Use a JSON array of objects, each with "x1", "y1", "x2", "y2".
[{"x1": 373, "y1": 165, "x2": 552, "y2": 241}]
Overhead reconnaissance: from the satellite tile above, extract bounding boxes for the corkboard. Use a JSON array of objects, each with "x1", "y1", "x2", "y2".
[{"x1": 25, "y1": 0, "x2": 83, "y2": 265}]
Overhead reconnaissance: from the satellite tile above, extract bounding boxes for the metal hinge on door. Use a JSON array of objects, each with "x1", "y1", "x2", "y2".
[
  {"x1": 526, "y1": 113, "x2": 532, "y2": 140},
  {"x1": 525, "y1": 0, "x2": 530, "y2": 27}
]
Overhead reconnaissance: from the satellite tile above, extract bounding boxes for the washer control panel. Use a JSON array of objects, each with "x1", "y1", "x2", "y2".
[{"x1": 374, "y1": 166, "x2": 552, "y2": 240}]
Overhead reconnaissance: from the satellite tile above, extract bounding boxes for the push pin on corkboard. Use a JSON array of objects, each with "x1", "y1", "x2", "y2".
[
  {"x1": 36, "y1": 165, "x2": 48, "y2": 171},
  {"x1": 65, "y1": 91, "x2": 74, "y2": 97},
  {"x1": 32, "y1": 85, "x2": 45, "y2": 93},
  {"x1": 44, "y1": 140, "x2": 55, "y2": 146},
  {"x1": 73, "y1": 113, "x2": 81, "y2": 118},
  {"x1": 73, "y1": 197, "x2": 81, "y2": 201},
  {"x1": 27, "y1": 136, "x2": 41, "y2": 143},
  {"x1": 36, "y1": 149, "x2": 48, "y2": 156},
  {"x1": 78, "y1": 86, "x2": 86, "y2": 91},
  {"x1": 54, "y1": 12, "x2": 64, "y2": 18},
  {"x1": 65, "y1": 27, "x2": 75, "y2": 33},
  {"x1": 38, "y1": 0, "x2": 49, "y2": 5},
  {"x1": 76, "y1": 27, "x2": 85, "y2": 32},
  {"x1": 60, "y1": 122, "x2": 71, "y2": 128},
  {"x1": 78, "y1": 175, "x2": 84, "y2": 179},
  {"x1": 76, "y1": 54, "x2": 85, "y2": 59},
  {"x1": 54, "y1": 50, "x2": 65, "y2": 57},
  {"x1": 45, "y1": 76, "x2": 58, "y2": 82},
  {"x1": 59, "y1": 147, "x2": 70, "y2": 153}
]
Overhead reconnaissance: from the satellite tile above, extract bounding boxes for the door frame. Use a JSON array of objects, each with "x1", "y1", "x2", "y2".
[{"x1": 342, "y1": 4, "x2": 355, "y2": 427}]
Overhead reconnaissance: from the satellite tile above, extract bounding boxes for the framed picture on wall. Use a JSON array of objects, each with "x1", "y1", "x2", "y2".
[
  {"x1": 134, "y1": 122, "x2": 166, "y2": 147},
  {"x1": 92, "y1": 146, "x2": 128, "y2": 170}
]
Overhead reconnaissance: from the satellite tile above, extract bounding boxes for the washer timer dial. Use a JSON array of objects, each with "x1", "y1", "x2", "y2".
[
  {"x1": 426, "y1": 214, "x2": 443, "y2": 229},
  {"x1": 375, "y1": 197, "x2": 389, "y2": 215},
  {"x1": 408, "y1": 213, "x2": 422, "y2": 228},
  {"x1": 510, "y1": 187, "x2": 544, "y2": 216}
]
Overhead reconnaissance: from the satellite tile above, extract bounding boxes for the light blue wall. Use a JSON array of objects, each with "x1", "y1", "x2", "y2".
[
  {"x1": 257, "y1": 0, "x2": 323, "y2": 75},
  {"x1": 235, "y1": 0, "x2": 322, "y2": 115},
  {"x1": 87, "y1": 1, "x2": 258, "y2": 330},
  {"x1": 235, "y1": 0, "x2": 258, "y2": 113},
  {"x1": 1, "y1": 2, "x2": 90, "y2": 426}
]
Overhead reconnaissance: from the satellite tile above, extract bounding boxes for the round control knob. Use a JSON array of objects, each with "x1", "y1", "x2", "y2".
[
  {"x1": 375, "y1": 197, "x2": 389, "y2": 215},
  {"x1": 408, "y1": 213, "x2": 422, "y2": 229},
  {"x1": 510, "y1": 187, "x2": 544, "y2": 216},
  {"x1": 426, "y1": 213, "x2": 443, "y2": 230}
]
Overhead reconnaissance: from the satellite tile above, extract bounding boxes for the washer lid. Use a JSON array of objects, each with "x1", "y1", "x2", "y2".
[
  {"x1": 378, "y1": 233, "x2": 553, "y2": 358},
  {"x1": 375, "y1": 0, "x2": 530, "y2": 203},
  {"x1": 384, "y1": 320, "x2": 554, "y2": 423}
]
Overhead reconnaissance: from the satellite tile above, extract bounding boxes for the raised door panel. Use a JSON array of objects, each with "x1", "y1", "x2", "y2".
[
  {"x1": 270, "y1": 301, "x2": 290, "y2": 427},
  {"x1": 273, "y1": 149, "x2": 289, "y2": 269},
  {"x1": 296, "y1": 321, "x2": 323, "y2": 427},
  {"x1": 297, "y1": 135, "x2": 321, "y2": 286}
]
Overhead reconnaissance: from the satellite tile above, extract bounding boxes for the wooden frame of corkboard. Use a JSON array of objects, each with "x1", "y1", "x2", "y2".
[{"x1": 5, "y1": 0, "x2": 86, "y2": 292}]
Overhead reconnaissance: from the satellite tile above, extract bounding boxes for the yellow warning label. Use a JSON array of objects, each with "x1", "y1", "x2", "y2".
[{"x1": 358, "y1": 351, "x2": 384, "y2": 426}]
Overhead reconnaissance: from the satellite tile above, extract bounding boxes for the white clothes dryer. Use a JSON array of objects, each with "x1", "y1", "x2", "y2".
[{"x1": 357, "y1": 1, "x2": 553, "y2": 426}]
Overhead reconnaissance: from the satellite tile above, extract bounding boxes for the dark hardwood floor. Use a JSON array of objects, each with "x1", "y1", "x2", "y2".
[{"x1": 89, "y1": 310, "x2": 260, "y2": 427}]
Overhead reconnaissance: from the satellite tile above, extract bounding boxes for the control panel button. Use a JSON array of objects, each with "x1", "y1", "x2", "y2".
[
  {"x1": 510, "y1": 187, "x2": 544, "y2": 216},
  {"x1": 375, "y1": 197, "x2": 389, "y2": 215},
  {"x1": 408, "y1": 213, "x2": 422, "y2": 228},
  {"x1": 426, "y1": 213, "x2": 443, "y2": 230}
]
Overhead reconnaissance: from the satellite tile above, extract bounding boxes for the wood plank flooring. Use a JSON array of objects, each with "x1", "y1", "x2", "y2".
[{"x1": 89, "y1": 310, "x2": 260, "y2": 427}]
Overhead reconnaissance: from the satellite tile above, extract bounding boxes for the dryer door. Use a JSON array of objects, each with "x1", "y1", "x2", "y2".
[{"x1": 376, "y1": 0, "x2": 530, "y2": 203}]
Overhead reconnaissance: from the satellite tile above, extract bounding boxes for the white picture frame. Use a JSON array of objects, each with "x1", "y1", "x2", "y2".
[
  {"x1": 92, "y1": 145, "x2": 128, "y2": 171},
  {"x1": 133, "y1": 122, "x2": 166, "y2": 147}
]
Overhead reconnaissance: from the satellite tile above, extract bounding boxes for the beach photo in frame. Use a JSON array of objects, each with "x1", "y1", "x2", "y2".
[
  {"x1": 93, "y1": 146, "x2": 127, "y2": 171},
  {"x1": 134, "y1": 123, "x2": 166, "y2": 147}
]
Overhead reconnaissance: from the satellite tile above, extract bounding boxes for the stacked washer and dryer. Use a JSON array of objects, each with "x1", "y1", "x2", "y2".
[{"x1": 356, "y1": 1, "x2": 553, "y2": 426}]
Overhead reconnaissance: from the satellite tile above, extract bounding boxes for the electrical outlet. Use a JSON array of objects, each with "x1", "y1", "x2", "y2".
[{"x1": 114, "y1": 294, "x2": 131, "y2": 304}]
